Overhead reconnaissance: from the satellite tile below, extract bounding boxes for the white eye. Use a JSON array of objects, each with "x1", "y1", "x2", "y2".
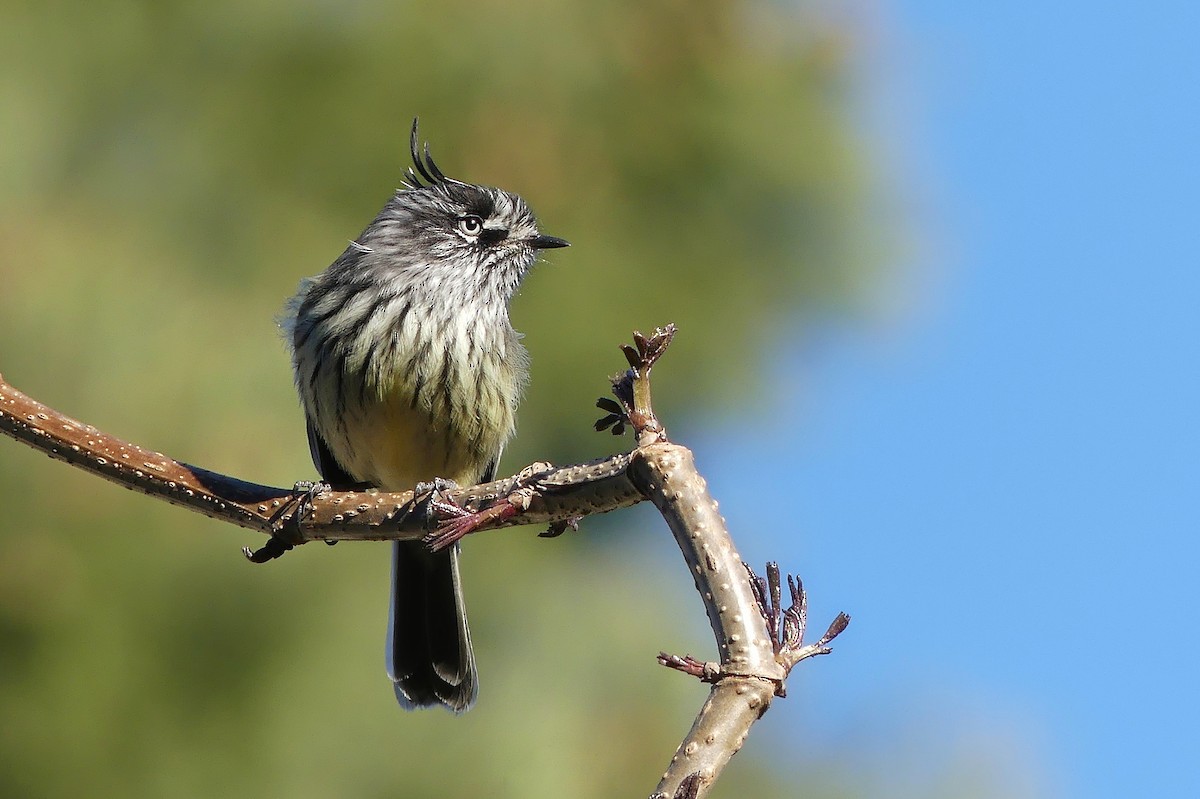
[{"x1": 458, "y1": 215, "x2": 484, "y2": 236}]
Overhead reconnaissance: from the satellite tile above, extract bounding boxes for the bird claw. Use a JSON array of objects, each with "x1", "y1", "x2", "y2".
[
  {"x1": 422, "y1": 486, "x2": 534, "y2": 552},
  {"x1": 411, "y1": 477, "x2": 461, "y2": 521},
  {"x1": 290, "y1": 480, "x2": 339, "y2": 545},
  {"x1": 242, "y1": 480, "x2": 330, "y2": 562},
  {"x1": 413, "y1": 477, "x2": 459, "y2": 497},
  {"x1": 423, "y1": 511, "x2": 488, "y2": 552}
]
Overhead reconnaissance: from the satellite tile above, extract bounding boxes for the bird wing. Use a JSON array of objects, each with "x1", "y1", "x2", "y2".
[
  {"x1": 306, "y1": 416, "x2": 362, "y2": 488},
  {"x1": 480, "y1": 447, "x2": 502, "y2": 485}
]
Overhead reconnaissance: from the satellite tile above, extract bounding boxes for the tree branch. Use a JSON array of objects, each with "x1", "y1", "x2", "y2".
[
  {"x1": 0, "y1": 374, "x2": 643, "y2": 546},
  {"x1": 0, "y1": 324, "x2": 849, "y2": 798}
]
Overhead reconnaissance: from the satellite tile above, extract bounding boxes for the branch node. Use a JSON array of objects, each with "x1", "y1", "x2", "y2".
[
  {"x1": 650, "y1": 771, "x2": 705, "y2": 799},
  {"x1": 596, "y1": 325, "x2": 676, "y2": 446},
  {"x1": 657, "y1": 652, "x2": 722, "y2": 683},
  {"x1": 743, "y1": 561, "x2": 851, "y2": 688}
]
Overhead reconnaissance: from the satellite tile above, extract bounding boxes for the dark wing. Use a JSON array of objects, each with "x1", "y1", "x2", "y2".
[
  {"x1": 480, "y1": 446, "x2": 503, "y2": 485},
  {"x1": 306, "y1": 417, "x2": 369, "y2": 489}
]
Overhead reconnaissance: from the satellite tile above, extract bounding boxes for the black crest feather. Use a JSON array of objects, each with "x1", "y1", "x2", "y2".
[{"x1": 404, "y1": 117, "x2": 455, "y2": 189}]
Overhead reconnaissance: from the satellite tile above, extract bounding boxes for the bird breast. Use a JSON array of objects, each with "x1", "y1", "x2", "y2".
[{"x1": 333, "y1": 309, "x2": 527, "y2": 491}]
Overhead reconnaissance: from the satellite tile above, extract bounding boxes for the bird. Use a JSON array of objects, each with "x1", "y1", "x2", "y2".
[{"x1": 281, "y1": 119, "x2": 568, "y2": 711}]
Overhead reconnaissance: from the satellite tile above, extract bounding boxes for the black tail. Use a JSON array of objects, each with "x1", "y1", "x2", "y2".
[{"x1": 386, "y1": 540, "x2": 477, "y2": 712}]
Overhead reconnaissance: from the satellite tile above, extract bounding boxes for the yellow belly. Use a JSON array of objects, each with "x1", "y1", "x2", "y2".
[
  {"x1": 305, "y1": 320, "x2": 526, "y2": 492},
  {"x1": 339, "y1": 395, "x2": 491, "y2": 490}
]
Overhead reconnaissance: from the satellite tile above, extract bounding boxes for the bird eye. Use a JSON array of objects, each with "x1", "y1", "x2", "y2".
[{"x1": 458, "y1": 215, "x2": 484, "y2": 236}]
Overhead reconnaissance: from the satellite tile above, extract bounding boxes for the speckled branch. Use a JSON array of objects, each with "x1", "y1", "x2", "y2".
[
  {"x1": 0, "y1": 373, "x2": 643, "y2": 546},
  {"x1": 631, "y1": 443, "x2": 785, "y2": 797},
  {"x1": 1, "y1": 323, "x2": 848, "y2": 799},
  {"x1": 604, "y1": 326, "x2": 847, "y2": 799}
]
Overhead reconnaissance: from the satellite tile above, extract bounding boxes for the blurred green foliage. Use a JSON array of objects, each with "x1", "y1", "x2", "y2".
[{"x1": 0, "y1": 1, "x2": 876, "y2": 796}]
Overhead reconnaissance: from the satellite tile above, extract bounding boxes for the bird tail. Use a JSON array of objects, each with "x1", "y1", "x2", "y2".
[{"x1": 386, "y1": 540, "x2": 477, "y2": 712}]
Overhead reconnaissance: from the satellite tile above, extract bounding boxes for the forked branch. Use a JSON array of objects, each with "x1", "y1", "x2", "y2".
[{"x1": 0, "y1": 324, "x2": 849, "y2": 799}]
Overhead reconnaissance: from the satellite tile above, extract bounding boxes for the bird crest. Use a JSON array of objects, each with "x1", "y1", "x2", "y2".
[{"x1": 403, "y1": 118, "x2": 462, "y2": 190}]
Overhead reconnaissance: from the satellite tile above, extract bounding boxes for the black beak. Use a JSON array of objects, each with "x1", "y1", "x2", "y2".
[{"x1": 531, "y1": 234, "x2": 570, "y2": 250}]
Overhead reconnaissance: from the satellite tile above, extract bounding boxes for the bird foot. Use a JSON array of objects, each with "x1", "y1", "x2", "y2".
[
  {"x1": 422, "y1": 487, "x2": 536, "y2": 552},
  {"x1": 292, "y1": 480, "x2": 340, "y2": 545},
  {"x1": 410, "y1": 477, "x2": 464, "y2": 525},
  {"x1": 242, "y1": 480, "x2": 332, "y2": 562}
]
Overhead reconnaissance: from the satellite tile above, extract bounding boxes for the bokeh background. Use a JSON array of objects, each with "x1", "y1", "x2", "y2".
[{"x1": 1, "y1": 1, "x2": 1196, "y2": 798}]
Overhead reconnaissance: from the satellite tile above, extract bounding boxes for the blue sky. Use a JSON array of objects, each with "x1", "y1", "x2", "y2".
[{"x1": 697, "y1": 3, "x2": 1200, "y2": 797}]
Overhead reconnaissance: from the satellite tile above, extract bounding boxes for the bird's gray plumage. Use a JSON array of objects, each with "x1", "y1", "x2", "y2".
[{"x1": 281, "y1": 119, "x2": 566, "y2": 712}]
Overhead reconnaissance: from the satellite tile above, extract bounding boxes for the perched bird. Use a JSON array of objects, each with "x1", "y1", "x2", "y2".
[{"x1": 282, "y1": 120, "x2": 568, "y2": 711}]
